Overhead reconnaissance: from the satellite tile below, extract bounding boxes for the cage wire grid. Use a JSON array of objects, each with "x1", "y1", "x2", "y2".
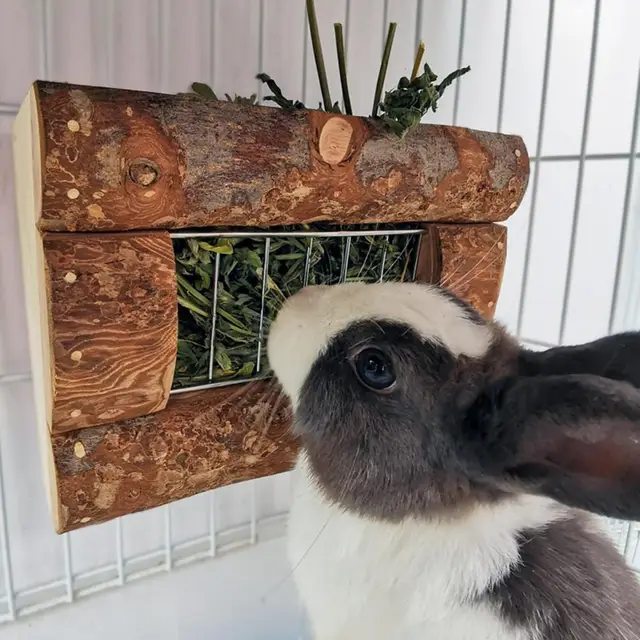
[{"x1": 0, "y1": 0, "x2": 638, "y2": 626}]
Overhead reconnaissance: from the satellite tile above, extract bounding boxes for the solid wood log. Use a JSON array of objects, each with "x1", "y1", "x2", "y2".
[
  {"x1": 27, "y1": 81, "x2": 529, "y2": 232},
  {"x1": 49, "y1": 223, "x2": 507, "y2": 533},
  {"x1": 43, "y1": 232, "x2": 177, "y2": 433},
  {"x1": 52, "y1": 381, "x2": 296, "y2": 532}
]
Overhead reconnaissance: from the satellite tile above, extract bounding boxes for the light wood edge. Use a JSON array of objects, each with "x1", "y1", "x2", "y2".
[{"x1": 13, "y1": 84, "x2": 61, "y2": 531}]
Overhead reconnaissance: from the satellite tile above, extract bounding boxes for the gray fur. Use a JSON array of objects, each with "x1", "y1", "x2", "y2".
[
  {"x1": 488, "y1": 515, "x2": 640, "y2": 639},
  {"x1": 287, "y1": 285, "x2": 640, "y2": 638}
]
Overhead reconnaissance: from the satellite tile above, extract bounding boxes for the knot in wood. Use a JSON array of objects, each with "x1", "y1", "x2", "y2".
[
  {"x1": 318, "y1": 117, "x2": 354, "y2": 165},
  {"x1": 128, "y1": 159, "x2": 160, "y2": 187}
]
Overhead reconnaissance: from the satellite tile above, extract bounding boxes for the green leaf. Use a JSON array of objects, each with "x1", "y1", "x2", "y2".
[
  {"x1": 199, "y1": 241, "x2": 234, "y2": 254},
  {"x1": 244, "y1": 249, "x2": 262, "y2": 269},
  {"x1": 177, "y1": 295, "x2": 209, "y2": 318},
  {"x1": 257, "y1": 73, "x2": 306, "y2": 110},
  {"x1": 215, "y1": 345, "x2": 233, "y2": 372},
  {"x1": 191, "y1": 82, "x2": 218, "y2": 100},
  {"x1": 236, "y1": 361, "x2": 256, "y2": 377},
  {"x1": 274, "y1": 253, "x2": 306, "y2": 261},
  {"x1": 176, "y1": 273, "x2": 210, "y2": 307},
  {"x1": 187, "y1": 238, "x2": 200, "y2": 258},
  {"x1": 436, "y1": 66, "x2": 471, "y2": 97},
  {"x1": 379, "y1": 61, "x2": 471, "y2": 137}
]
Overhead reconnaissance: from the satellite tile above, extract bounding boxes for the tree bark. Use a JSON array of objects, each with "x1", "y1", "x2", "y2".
[
  {"x1": 33, "y1": 81, "x2": 529, "y2": 232},
  {"x1": 52, "y1": 380, "x2": 296, "y2": 532}
]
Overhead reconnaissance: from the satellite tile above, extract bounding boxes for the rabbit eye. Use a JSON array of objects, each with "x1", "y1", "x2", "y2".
[{"x1": 353, "y1": 348, "x2": 396, "y2": 392}]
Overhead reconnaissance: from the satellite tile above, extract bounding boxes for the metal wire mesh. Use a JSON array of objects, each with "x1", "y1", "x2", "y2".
[
  {"x1": 0, "y1": 0, "x2": 638, "y2": 628},
  {"x1": 171, "y1": 227, "x2": 423, "y2": 393}
]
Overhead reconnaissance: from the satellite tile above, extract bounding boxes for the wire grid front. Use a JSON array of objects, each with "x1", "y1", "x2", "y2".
[
  {"x1": 0, "y1": 0, "x2": 639, "y2": 630},
  {"x1": 171, "y1": 227, "x2": 423, "y2": 394}
]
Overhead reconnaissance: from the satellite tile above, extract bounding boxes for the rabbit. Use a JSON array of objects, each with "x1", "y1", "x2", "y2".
[{"x1": 266, "y1": 281, "x2": 640, "y2": 640}]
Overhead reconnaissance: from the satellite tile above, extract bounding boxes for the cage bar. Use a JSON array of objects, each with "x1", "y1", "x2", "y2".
[
  {"x1": 379, "y1": 236, "x2": 389, "y2": 282},
  {"x1": 496, "y1": 0, "x2": 513, "y2": 133},
  {"x1": 209, "y1": 493, "x2": 217, "y2": 557},
  {"x1": 38, "y1": 0, "x2": 51, "y2": 81},
  {"x1": 557, "y1": 0, "x2": 602, "y2": 346},
  {"x1": 339, "y1": 237, "x2": 352, "y2": 283},
  {"x1": 452, "y1": 0, "x2": 468, "y2": 126},
  {"x1": 170, "y1": 374, "x2": 272, "y2": 396},
  {"x1": 250, "y1": 484, "x2": 257, "y2": 545},
  {"x1": 608, "y1": 63, "x2": 640, "y2": 334},
  {"x1": 303, "y1": 239, "x2": 313, "y2": 287},
  {"x1": 207, "y1": 252, "x2": 222, "y2": 381},
  {"x1": 0, "y1": 450, "x2": 15, "y2": 620},
  {"x1": 62, "y1": 534, "x2": 73, "y2": 603},
  {"x1": 410, "y1": 235, "x2": 422, "y2": 282},
  {"x1": 515, "y1": 0, "x2": 556, "y2": 338},
  {"x1": 624, "y1": 524, "x2": 637, "y2": 562},
  {"x1": 256, "y1": 237, "x2": 272, "y2": 374},
  {"x1": 170, "y1": 228, "x2": 424, "y2": 240},
  {"x1": 164, "y1": 507, "x2": 173, "y2": 571},
  {"x1": 0, "y1": 374, "x2": 30, "y2": 385},
  {"x1": 115, "y1": 519, "x2": 124, "y2": 586}
]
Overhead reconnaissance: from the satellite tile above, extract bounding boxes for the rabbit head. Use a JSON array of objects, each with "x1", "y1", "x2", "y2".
[{"x1": 267, "y1": 281, "x2": 640, "y2": 523}]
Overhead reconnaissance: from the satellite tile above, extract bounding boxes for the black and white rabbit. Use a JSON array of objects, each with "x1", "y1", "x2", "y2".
[{"x1": 267, "y1": 281, "x2": 640, "y2": 640}]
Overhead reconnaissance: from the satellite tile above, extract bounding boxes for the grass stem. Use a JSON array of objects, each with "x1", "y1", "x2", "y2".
[
  {"x1": 372, "y1": 22, "x2": 397, "y2": 117},
  {"x1": 334, "y1": 23, "x2": 353, "y2": 115},
  {"x1": 411, "y1": 40, "x2": 425, "y2": 80},
  {"x1": 306, "y1": 0, "x2": 332, "y2": 111}
]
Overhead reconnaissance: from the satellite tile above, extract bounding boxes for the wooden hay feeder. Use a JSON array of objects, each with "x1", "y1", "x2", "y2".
[{"x1": 13, "y1": 80, "x2": 529, "y2": 533}]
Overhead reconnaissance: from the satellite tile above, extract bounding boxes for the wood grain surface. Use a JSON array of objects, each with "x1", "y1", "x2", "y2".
[
  {"x1": 32, "y1": 81, "x2": 530, "y2": 232},
  {"x1": 413, "y1": 223, "x2": 507, "y2": 319},
  {"x1": 44, "y1": 232, "x2": 178, "y2": 432},
  {"x1": 52, "y1": 381, "x2": 296, "y2": 532},
  {"x1": 435, "y1": 223, "x2": 507, "y2": 319}
]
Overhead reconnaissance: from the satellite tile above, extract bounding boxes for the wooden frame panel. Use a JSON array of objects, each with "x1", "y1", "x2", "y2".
[
  {"x1": 13, "y1": 79, "x2": 525, "y2": 532},
  {"x1": 33, "y1": 81, "x2": 529, "y2": 232},
  {"x1": 44, "y1": 232, "x2": 177, "y2": 432}
]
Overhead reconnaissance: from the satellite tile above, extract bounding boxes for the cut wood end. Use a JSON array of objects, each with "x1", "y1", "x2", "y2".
[
  {"x1": 318, "y1": 117, "x2": 354, "y2": 165},
  {"x1": 14, "y1": 83, "x2": 62, "y2": 534}
]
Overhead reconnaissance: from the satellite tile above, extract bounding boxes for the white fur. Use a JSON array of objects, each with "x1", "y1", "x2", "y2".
[
  {"x1": 289, "y1": 455, "x2": 566, "y2": 640},
  {"x1": 267, "y1": 282, "x2": 493, "y2": 405}
]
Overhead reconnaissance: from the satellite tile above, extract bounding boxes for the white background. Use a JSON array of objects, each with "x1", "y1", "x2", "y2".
[{"x1": 0, "y1": 0, "x2": 639, "y2": 638}]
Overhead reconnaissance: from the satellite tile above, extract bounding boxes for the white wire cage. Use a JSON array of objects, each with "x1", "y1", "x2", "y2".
[{"x1": 0, "y1": 0, "x2": 639, "y2": 632}]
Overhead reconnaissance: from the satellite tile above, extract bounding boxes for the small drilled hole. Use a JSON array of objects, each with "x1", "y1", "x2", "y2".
[{"x1": 128, "y1": 159, "x2": 161, "y2": 187}]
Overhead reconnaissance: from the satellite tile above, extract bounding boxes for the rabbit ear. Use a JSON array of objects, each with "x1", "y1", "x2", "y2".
[
  {"x1": 519, "y1": 331, "x2": 640, "y2": 388},
  {"x1": 465, "y1": 374, "x2": 640, "y2": 520}
]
